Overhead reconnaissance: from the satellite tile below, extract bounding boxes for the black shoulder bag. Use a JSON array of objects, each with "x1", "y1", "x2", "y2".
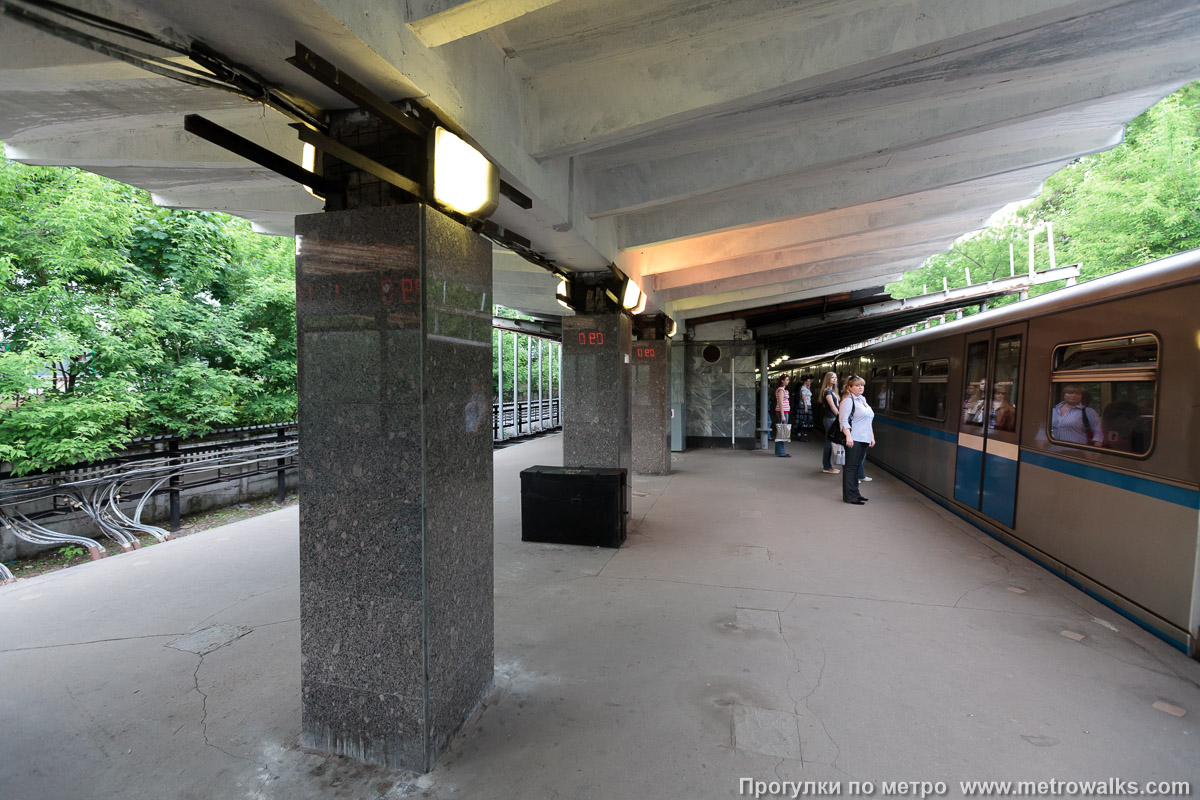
[{"x1": 828, "y1": 397, "x2": 854, "y2": 445}]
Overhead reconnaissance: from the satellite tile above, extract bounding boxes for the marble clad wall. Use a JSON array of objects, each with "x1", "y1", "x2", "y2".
[
  {"x1": 295, "y1": 205, "x2": 493, "y2": 772},
  {"x1": 632, "y1": 339, "x2": 671, "y2": 475},
  {"x1": 686, "y1": 341, "x2": 757, "y2": 446}
]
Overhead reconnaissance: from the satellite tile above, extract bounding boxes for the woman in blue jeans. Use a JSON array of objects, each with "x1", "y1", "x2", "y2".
[
  {"x1": 773, "y1": 375, "x2": 791, "y2": 457},
  {"x1": 839, "y1": 375, "x2": 875, "y2": 504}
]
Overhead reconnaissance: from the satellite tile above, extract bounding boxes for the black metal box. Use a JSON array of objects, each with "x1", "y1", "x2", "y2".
[{"x1": 519, "y1": 466, "x2": 627, "y2": 548}]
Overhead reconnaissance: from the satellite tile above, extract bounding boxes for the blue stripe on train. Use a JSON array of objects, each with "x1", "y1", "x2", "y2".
[
  {"x1": 873, "y1": 415, "x2": 957, "y2": 442},
  {"x1": 875, "y1": 416, "x2": 1199, "y2": 510},
  {"x1": 1021, "y1": 450, "x2": 1200, "y2": 509}
]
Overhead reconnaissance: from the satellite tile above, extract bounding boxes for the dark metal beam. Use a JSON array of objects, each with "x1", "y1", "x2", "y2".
[
  {"x1": 291, "y1": 124, "x2": 426, "y2": 200},
  {"x1": 183, "y1": 114, "x2": 339, "y2": 197},
  {"x1": 287, "y1": 41, "x2": 426, "y2": 138},
  {"x1": 492, "y1": 316, "x2": 562, "y2": 340},
  {"x1": 499, "y1": 180, "x2": 533, "y2": 209}
]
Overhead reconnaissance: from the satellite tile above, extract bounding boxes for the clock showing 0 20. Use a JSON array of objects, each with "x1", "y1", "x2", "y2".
[{"x1": 576, "y1": 332, "x2": 605, "y2": 345}]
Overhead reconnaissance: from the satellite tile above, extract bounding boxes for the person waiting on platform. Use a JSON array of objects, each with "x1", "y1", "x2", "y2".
[
  {"x1": 796, "y1": 377, "x2": 814, "y2": 442},
  {"x1": 819, "y1": 372, "x2": 841, "y2": 473},
  {"x1": 774, "y1": 374, "x2": 791, "y2": 457},
  {"x1": 839, "y1": 375, "x2": 875, "y2": 505},
  {"x1": 1050, "y1": 384, "x2": 1102, "y2": 446}
]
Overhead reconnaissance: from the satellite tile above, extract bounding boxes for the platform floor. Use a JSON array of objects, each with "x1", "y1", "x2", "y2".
[{"x1": 2, "y1": 435, "x2": 1198, "y2": 799}]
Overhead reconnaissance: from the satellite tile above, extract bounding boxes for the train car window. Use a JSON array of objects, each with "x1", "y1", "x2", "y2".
[
  {"x1": 890, "y1": 362, "x2": 913, "y2": 415},
  {"x1": 920, "y1": 360, "x2": 949, "y2": 378},
  {"x1": 962, "y1": 342, "x2": 989, "y2": 428},
  {"x1": 917, "y1": 359, "x2": 948, "y2": 421},
  {"x1": 1054, "y1": 334, "x2": 1157, "y2": 371},
  {"x1": 1049, "y1": 334, "x2": 1157, "y2": 456},
  {"x1": 870, "y1": 366, "x2": 889, "y2": 412},
  {"x1": 989, "y1": 336, "x2": 1021, "y2": 433}
]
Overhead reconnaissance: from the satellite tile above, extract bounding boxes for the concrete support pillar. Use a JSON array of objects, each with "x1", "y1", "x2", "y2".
[
  {"x1": 562, "y1": 313, "x2": 633, "y2": 514},
  {"x1": 295, "y1": 204, "x2": 493, "y2": 772},
  {"x1": 632, "y1": 338, "x2": 671, "y2": 475}
]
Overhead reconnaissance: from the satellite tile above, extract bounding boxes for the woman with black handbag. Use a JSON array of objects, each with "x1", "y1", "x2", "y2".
[{"x1": 839, "y1": 375, "x2": 875, "y2": 505}]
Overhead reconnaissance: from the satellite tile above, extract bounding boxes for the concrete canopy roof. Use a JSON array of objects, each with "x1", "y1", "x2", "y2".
[{"x1": 2, "y1": 0, "x2": 1198, "y2": 347}]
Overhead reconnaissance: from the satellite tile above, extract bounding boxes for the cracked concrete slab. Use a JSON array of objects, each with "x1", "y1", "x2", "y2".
[
  {"x1": 169, "y1": 624, "x2": 252, "y2": 656},
  {"x1": 733, "y1": 704, "x2": 802, "y2": 759}
]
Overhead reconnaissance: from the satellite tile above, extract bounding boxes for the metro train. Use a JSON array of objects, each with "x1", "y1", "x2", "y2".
[{"x1": 790, "y1": 247, "x2": 1200, "y2": 656}]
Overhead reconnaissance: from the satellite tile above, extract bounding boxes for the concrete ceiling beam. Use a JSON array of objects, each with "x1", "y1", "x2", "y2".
[
  {"x1": 653, "y1": 215, "x2": 985, "y2": 294},
  {"x1": 658, "y1": 240, "x2": 957, "y2": 303},
  {"x1": 614, "y1": 122, "x2": 1123, "y2": 248},
  {"x1": 3, "y1": 109, "x2": 305, "y2": 169},
  {"x1": 150, "y1": 186, "x2": 324, "y2": 215},
  {"x1": 524, "y1": 0, "x2": 1100, "y2": 159},
  {"x1": 669, "y1": 268, "x2": 913, "y2": 320},
  {"x1": 621, "y1": 177, "x2": 1036, "y2": 278},
  {"x1": 404, "y1": 0, "x2": 570, "y2": 48},
  {"x1": 585, "y1": 69, "x2": 1192, "y2": 219}
]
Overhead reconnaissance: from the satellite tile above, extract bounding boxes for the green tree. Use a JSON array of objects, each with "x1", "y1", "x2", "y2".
[
  {"x1": 492, "y1": 305, "x2": 558, "y2": 406},
  {"x1": 0, "y1": 146, "x2": 297, "y2": 474},
  {"x1": 1025, "y1": 81, "x2": 1200, "y2": 277},
  {"x1": 888, "y1": 80, "x2": 1200, "y2": 305}
]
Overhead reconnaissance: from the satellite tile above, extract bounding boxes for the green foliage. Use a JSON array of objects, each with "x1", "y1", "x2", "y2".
[
  {"x1": 492, "y1": 305, "x2": 558, "y2": 402},
  {"x1": 888, "y1": 80, "x2": 1200, "y2": 302},
  {"x1": 0, "y1": 145, "x2": 297, "y2": 474},
  {"x1": 58, "y1": 544, "x2": 85, "y2": 561}
]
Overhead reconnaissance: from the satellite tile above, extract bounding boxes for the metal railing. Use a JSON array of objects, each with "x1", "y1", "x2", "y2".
[
  {"x1": 0, "y1": 424, "x2": 297, "y2": 583},
  {"x1": 1, "y1": 398, "x2": 561, "y2": 583},
  {"x1": 493, "y1": 398, "x2": 561, "y2": 441}
]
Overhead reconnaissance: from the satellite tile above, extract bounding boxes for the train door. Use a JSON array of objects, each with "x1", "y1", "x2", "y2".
[{"x1": 953, "y1": 323, "x2": 1026, "y2": 527}]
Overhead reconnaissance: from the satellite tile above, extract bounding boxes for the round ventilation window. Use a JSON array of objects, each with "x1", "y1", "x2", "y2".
[{"x1": 702, "y1": 344, "x2": 722, "y2": 363}]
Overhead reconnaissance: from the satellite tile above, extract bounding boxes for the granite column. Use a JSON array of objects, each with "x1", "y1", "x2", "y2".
[
  {"x1": 632, "y1": 338, "x2": 671, "y2": 475},
  {"x1": 561, "y1": 313, "x2": 633, "y2": 516},
  {"x1": 295, "y1": 204, "x2": 493, "y2": 772}
]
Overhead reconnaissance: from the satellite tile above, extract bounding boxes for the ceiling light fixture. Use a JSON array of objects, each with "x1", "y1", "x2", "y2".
[{"x1": 432, "y1": 126, "x2": 499, "y2": 218}]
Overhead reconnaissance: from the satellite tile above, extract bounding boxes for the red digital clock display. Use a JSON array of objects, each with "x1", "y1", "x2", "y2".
[
  {"x1": 634, "y1": 347, "x2": 656, "y2": 358},
  {"x1": 577, "y1": 332, "x2": 605, "y2": 345}
]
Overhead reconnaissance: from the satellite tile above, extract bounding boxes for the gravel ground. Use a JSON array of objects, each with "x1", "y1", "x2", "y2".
[{"x1": 3, "y1": 490, "x2": 299, "y2": 581}]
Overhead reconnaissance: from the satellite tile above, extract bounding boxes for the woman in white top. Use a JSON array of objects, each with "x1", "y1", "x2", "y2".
[
  {"x1": 1050, "y1": 384, "x2": 1102, "y2": 446},
  {"x1": 839, "y1": 375, "x2": 876, "y2": 505}
]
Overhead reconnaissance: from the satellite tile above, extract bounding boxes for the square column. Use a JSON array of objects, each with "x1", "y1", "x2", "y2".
[
  {"x1": 632, "y1": 339, "x2": 671, "y2": 475},
  {"x1": 561, "y1": 314, "x2": 632, "y2": 511},
  {"x1": 295, "y1": 205, "x2": 493, "y2": 772}
]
